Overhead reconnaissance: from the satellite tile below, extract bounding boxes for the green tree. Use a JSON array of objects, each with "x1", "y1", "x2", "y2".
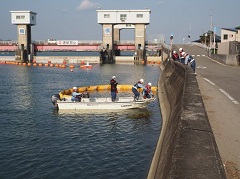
[{"x1": 199, "y1": 30, "x2": 214, "y2": 46}]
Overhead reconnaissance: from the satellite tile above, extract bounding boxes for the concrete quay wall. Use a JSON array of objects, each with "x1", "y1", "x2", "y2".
[
  {"x1": 148, "y1": 59, "x2": 226, "y2": 178},
  {"x1": 0, "y1": 56, "x2": 162, "y2": 64},
  {"x1": 34, "y1": 56, "x2": 100, "y2": 64}
]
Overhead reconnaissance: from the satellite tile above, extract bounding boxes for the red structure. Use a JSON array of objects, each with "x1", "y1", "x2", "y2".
[{"x1": 0, "y1": 40, "x2": 159, "y2": 52}]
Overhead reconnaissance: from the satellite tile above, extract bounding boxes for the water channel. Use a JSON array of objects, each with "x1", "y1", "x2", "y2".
[{"x1": 0, "y1": 63, "x2": 162, "y2": 179}]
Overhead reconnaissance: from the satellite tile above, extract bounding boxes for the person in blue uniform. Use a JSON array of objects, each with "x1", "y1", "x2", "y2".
[
  {"x1": 71, "y1": 87, "x2": 82, "y2": 102},
  {"x1": 110, "y1": 76, "x2": 118, "y2": 102},
  {"x1": 132, "y1": 79, "x2": 146, "y2": 100},
  {"x1": 182, "y1": 52, "x2": 196, "y2": 73}
]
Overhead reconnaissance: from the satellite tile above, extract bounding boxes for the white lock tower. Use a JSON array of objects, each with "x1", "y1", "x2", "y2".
[{"x1": 11, "y1": 11, "x2": 37, "y2": 62}]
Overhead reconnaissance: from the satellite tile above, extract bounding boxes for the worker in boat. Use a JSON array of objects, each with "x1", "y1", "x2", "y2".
[
  {"x1": 71, "y1": 86, "x2": 82, "y2": 102},
  {"x1": 143, "y1": 82, "x2": 154, "y2": 99},
  {"x1": 110, "y1": 76, "x2": 118, "y2": 102},
  {"x1": 182, "y1": 52, "x2": 196, "y2": 74},
  {"x1": 132, "y1": 79, "x2": 146, "y2": 101}
]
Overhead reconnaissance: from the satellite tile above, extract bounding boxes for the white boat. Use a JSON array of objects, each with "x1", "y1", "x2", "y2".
[
  {"x1": 51, "y1": 95, "x2": 155, "y2": 110},
  {"x1": 51, "y1": 84, "x2": 157, "y2": 111}
]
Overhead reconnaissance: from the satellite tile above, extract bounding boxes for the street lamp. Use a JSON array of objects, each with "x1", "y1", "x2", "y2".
[
  {"x1": 205, "y1": 33, "x2": 208, "y2": 47},
  {"x1": 170, "y1": 34, "x2": 173, "y2": 58},
  {"x1": 210, "y1": 15, "x2": 213, "y2": 50},
  {"x1": 170, "y1": 33, "x2": 173, "y2": 46}
]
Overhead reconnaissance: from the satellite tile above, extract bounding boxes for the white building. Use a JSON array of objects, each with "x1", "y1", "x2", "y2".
[
  {"x1": 218, "y1": 27, "x2": 240, "y2": 55},
  {"x1": 221, "y1": 28, "x2": 240, "y2": 43}
]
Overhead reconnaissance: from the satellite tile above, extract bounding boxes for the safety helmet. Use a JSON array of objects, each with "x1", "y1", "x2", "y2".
[
  {"x1": 73, "y1": 87, "x2": 77, "y2": 90},
  {"x1": 148, "y1": 82, "x2": 152, "y2": 86},
  {"x1": 179, "y1": 48, "x2": 183, "y2": 52},
  {"x1": 112, "y1": 76, "x2": 116, "y2": 79},
  {"x1": 173, "y1": 50, "x2": 176, "y2": 54},
  {"x1": 140, "y1": 79, "x2": 144, "y2": 83}
]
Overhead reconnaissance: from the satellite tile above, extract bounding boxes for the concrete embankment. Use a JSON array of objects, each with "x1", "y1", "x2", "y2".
[
  {"x1": 0, "y1": 56, "x2": 162, "y2": 64},
  {"x1": 148, "y1": 59, "x2": 226, "y2": 178}
]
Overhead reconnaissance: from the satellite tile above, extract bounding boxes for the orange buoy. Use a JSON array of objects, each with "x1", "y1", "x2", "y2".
[
  {"x1": 27, "y1": 63, "x2": 32, "y2": 66},
  {"x1": 44, "y1": 63, "x2": 49, "y2": 67},
  {"x1": 0, "y1": 61, "x2": 6, "y2": 64},
  {"x1": 141, "y1": 60, "x2": 145, "y2": 64},
  {"x1": 23, "y1": 62, "x2": 27, "y2": 66},
  {"x1": 81, "y1": 65, "x2": 92, "y2": 69},
  {"x1": 69, "y1": 65, "x2": 75, "y2": 68},
  {"x1": 33, "y1": 63, "x2": 37, "y2": 66},
  {"x1": 84, "y1": 66, "x2": 92, "y2": 69},
  {"x1": 55, "y1": 64, "x2": 59, "y2": 67},
  {"x1": 61, "y1": 64, "x2": 66, "y2": 68},
  {"x1": 50, "y1": 64, "x2": 54, "y2": 67},
  {"x1": 38, "y1": 63, "x2": 43, "y2": 67}
]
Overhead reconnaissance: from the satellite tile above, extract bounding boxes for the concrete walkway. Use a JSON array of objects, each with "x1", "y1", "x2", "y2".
[{"x1": 174, "y1": 44, "x2": 240, "y2": 178}]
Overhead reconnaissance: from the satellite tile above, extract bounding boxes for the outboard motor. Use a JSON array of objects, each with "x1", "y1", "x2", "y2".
[
  {"x1": 51, "y1": 94, "x2": 60, "y2": 106},
  {"x1": 82, "y1": 92, "x2": 90, "y2": 98}
]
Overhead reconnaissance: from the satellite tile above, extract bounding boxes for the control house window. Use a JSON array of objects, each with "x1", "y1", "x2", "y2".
[
  {"x1": 104, "y1": 14, "x2": 110, "y2": 18},
  {"x1": 223, "y1": 34, "x2": 228, "y2": 40},
  {"x1": 137, "y1": 14, "x2": 143, "y2": 18},
  {"x1": 120, "y1": 14, "x2": 127, "y2": 21},
  {"x1": 16, "y1": 15, "x2": 25, "y2": 19}
]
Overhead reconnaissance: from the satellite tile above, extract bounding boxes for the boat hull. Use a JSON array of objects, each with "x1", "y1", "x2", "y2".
[{"x1": 55, "y1": 97, "x2": 155, "y2": 110}]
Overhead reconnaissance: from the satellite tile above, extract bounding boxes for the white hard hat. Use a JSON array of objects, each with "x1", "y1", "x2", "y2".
[
  {"x1": 112, "y1": 76, "x2": 116, "y2": 79},
  {"x1": 173, "y1": 50, "x2": 176, "y2": 54},
  {"x1": 73, "y1": 87, "x2": 77, "y2": 90},
  {"x1": 140, "y1": 79, "x2": 144, "y2": 83},
  {"x1": 148, "y1": 82, "x2": 152, "y2": 86},
  {"x1": 179, "y1": 48, "x2": 183, "y2": 51}
]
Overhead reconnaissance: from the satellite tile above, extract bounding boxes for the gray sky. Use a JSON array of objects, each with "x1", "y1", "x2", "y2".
[{"x1": 1, "y1": 0, "x2": 239, "y2": 44}]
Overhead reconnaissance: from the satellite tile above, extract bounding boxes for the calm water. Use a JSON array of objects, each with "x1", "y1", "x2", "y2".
[{"x1": 0, "y1": 63, "x2": 162, "y2": 179}]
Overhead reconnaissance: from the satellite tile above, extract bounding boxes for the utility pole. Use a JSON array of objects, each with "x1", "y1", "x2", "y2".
[
  {"x1": 210, "y1": 15, "x2": 213, "y2": 53},
  {"x1": 213, "y1": 27, "x2": 217, "y2": 54}
]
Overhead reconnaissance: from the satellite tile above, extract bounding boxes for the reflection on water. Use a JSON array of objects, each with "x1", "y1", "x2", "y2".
[{"x1": 0, "y1": 63, "x2": 161, "y2": 179}]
